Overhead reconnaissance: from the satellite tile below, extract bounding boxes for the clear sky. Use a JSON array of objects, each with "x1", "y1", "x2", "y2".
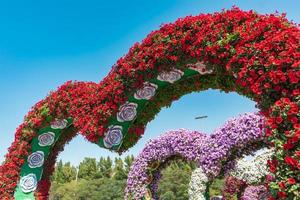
[{"x1": 0, "y1": 0, "x2": 299, "y2": 166}]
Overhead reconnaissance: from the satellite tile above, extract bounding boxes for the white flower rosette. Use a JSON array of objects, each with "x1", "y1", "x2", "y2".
[
  {"x1": 20, "y1": 173, "x2": 38, "y2": 193},
  {"x1": 50, "y1": 119, "x2": 68, "y2": 129},
  {"x1": 103, "y1": 125, "x2": 123, "y2": 148},
  {"x1": 134, "y1": 82, "x2": 158, "y2": 100},
  {"x1": 117, "y1": 102, "x2": 138, "y2": 122},
  {"x1": 187, "y1": 62, "x2": 213, "y2": 75},
  {"x1": 38, "y1": 132, "x2": 55, "y2": 146},
  {"x1": 28, "y1": 151, "x2": 45, "y2": 168},
  {"x1": 157, "y1": 69, "x2": 184, "y2": 83},
  {"x1": 188, "y1": 167, "x2": 209, "y2": 200}
]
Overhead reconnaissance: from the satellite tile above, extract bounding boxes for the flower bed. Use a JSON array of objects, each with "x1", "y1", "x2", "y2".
[{"x1": 0, "y1": 7, "x2": 299, "y2": 199}]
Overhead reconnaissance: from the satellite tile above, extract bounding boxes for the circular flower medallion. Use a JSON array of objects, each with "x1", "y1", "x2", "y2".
[
  {"x1": 117, "y1": 102, "x2": 138, "y2": 122},
  {"x1": 134, "y1": 82, "x2": 158, "y2": 100},
  {"x1": 28, "y1": 151, "x2": 44, "y2": 168},
  {"x1": 38, "y1": 132, "x2": 55, "y2": 147},
  {"x1": 157, "y1": 69, "x2": 184, "y2": 83},
  {"x1": 50, "y1": 119, "x2": 68, "y2": 129},
  {"x1": 103, "y1": 125, "x2": 123, "y2": 148},
  {"x1": 187, "y1": 62, "x2": 213, "y2": 75},
  {"x1": 20, "y1": 173, "x2": 37, "y2": 193}
]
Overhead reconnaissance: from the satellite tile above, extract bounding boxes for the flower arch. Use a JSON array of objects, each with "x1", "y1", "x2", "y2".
[
  {"x1": 125, "y1": 113, "x2": 265, "y2": 199},
  {"x1": 0, "y1": 7, "x2": 299, "y2": 199}
]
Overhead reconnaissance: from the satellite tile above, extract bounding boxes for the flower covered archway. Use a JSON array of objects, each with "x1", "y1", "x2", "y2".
[
  {"x1": 125, "y1": 113, "x2": 265, "y2": 200},
  {"x1": 0, "y1": 7, "x2": 299, "y2": 199}
]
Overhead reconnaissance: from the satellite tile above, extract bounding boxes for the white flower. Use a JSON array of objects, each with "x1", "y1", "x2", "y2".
[
  {"x1": 20, "y1": 173, "x2": 37, "y2": 193},
  {"x1": 157, "y1": 69, "x2": 184, "y2": 83},
  {"x1": 103, "y1": 125, "x2": 123, "y2": 148},
  {"x1": 230, "y1": 148, "x2": 274, "y2": 184},
  {"x1": 117, "y1": 102, "x2": 138, "y2": 122},
  {"x1": 28, "y1": 151, "x2": 45, "y2": 168},
  {"x1": 134, "y1": 82, "x2": 158, "y2": 100},
  {"x1": 38, "y1": 132, "x2": 55, "y2": 146},
  {"x1": 50, "y1": 119, "x2": 68, "y2": 129},
  {"x1": 187, "y1": 62, "x2": 213, "y2": 75},
  {"x1": 189, "y1": 167, "x2": 209, "y2": 200}
]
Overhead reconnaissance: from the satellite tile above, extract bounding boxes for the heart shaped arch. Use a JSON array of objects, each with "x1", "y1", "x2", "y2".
[
  {"x1": 0, "y1": 7, "x2": 299, "y2": 199},
  {"x1": 125, "y1": 112, "x2": 266, "y2": 200}
]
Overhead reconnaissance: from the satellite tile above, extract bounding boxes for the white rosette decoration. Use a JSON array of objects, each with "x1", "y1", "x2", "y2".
[
  {"x1": 117, "y1": 102, "x2": 138, "y2": 122},
  {"x1": 157, "y1": 69, "x2": 184, "y2": 83},
  {"x1": 230, "y1": 148, "x2": 274, "y2": 184},
  {"x1": 28, "y1": 151, "x2": 44, "y2": 168},
  {"x1": 19, "y1": 173, "x2": 38, "y2": 193},
  {"x1": 50, "y1": 119, "x2": 68, "y2": 129},
  {"x1": 38, "y1": 132, "x2": 55, "y2": 146},
  {"x1": 134, "y1": 82, "x2": 158, "y2": 100},
  {"x1": 188, "y1": 167, "x2": 209, "y2": 200},
  {"x1": 103, "y1": 125, "x2": 123, "y2": 148},
  {"x1": 187, "y1": 62, "x2": 213, "y2": 75}
]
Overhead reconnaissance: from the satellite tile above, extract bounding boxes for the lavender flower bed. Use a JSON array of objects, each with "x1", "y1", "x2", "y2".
[{"x1": 125, "y1": 113, "x2": 266, "y2": 200}]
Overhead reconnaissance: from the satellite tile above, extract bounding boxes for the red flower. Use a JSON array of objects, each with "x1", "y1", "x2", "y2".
[
  {"x1": 292, "y1": 89, "x2": 300, "y2": 96},
  {"x1": 284, "y1": 156, "x2": 298, "y2": 168},
  {"x1": 283, "y1": 143, "x2": 293, "y2": 150},
  {"x1": 268, "y1": 159, "x2": 278, "y2": 173},
  {"x1": 295, "y1": 150, "x2": 300, "y2": 158},
  {"x1": 279, "y1": 181, "x2": 286, "y2": 189},
  {"x1": 287, "y1": 178, "x2": 296, "y2": 185},
  {"x1": 276, "y1": 116, "x2": 283, "y2": 124},
  {"x1": 283, "y1": 98, "x2": 291, "y2": 104},
  {"x1": 278, "y1": 191, "x2": 287, "y2": 199},
  {"x1": 292, "y1": 61, "x2": 300, "y2": 68},
  {"x1": 290, "y1": 116, "x2": 298, "y2": 124},
  {"x1": 284, "y1": 131, "x2": 291, "y2": 137},
  {"x1": 288, "y1": 71, "x2": 299, "y2": 84}
]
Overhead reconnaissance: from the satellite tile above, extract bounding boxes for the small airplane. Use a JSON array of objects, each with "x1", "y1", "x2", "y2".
[{"x1": 195, "y1": 115, "x2": 208, "y2": 120}]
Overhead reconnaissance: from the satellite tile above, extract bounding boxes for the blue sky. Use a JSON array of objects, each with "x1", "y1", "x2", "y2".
[{"x1": 0, "y1": 0, "x2": 299, "y2": 166}]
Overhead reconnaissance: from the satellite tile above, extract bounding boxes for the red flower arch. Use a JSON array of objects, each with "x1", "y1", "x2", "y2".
[{"x1": 0, "y1": 7, "x2": 299, "y2": 199}]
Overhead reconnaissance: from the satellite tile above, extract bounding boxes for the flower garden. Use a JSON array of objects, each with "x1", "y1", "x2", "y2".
[{"x1": 0, "y1": 7, "x2": 299, "y2": 200}]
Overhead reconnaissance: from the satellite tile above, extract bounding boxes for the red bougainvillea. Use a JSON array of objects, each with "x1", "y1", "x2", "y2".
[{"x1": 0, "y1": 7, "x2": 299, "y2": 199}]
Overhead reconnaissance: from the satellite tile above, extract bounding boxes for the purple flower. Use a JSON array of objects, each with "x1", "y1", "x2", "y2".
[{"x1": 242, "y1": 185, "x2": 269, "y2": 200}]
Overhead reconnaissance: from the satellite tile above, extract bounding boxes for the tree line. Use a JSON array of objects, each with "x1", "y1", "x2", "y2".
[{"x1": 50, "y1": 156, "x2": 223, "y2": 200}]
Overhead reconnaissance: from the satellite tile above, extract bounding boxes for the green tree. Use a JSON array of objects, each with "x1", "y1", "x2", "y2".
[
  {"x1": 78, "y1": 158, "x2": 98, "y2": 180},
  {"x1": 113, "y1": 158, "x2": 126, "y2": 180},
  {"x1": 124, "y1": 155, "x2": 134, "y2": 176},
  {"x1": 49, "y1": 180, "x2": 80, "y2": 200},
  {"x1": 98, "y1": 157, "x2": 112, "y2": 178},
  {"x1": 160, "y1": 191, "x2": 176, "y2": 200},
  {"x1": 52, "y1": 160, "x2": 76, "y2": 184},
  {"x1": 158, "y1": 160, "x2": 194, "y2": 200},
  {"x1": 209, "y1": 178, "x2": 225, "y2": 197}
]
